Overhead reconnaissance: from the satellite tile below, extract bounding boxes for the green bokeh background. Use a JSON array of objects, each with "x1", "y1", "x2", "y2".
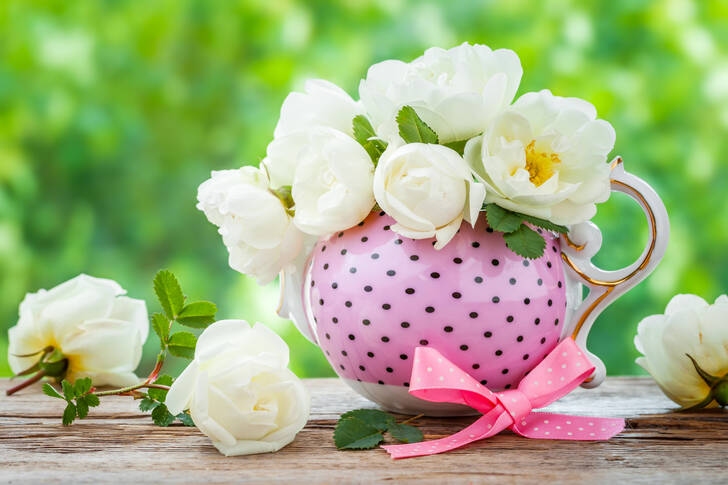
[{"x1": 1, "y1": 0, "x2": 727, "y2": 379}]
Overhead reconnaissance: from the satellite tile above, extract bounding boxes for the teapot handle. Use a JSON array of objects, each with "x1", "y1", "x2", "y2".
[{"x1": 560, "y1": 157, "x2": 669, "y2": 388}]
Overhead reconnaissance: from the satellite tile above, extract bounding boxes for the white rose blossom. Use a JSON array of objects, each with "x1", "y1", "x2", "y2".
[
  {"x1": 373, "y1": 142, "x2": 485, "y2": 249},
  {"x1": 8, "y1": 274, "x2": 148, "y2": 387},
  {"x1": 359, "y1": 42, "x2": 522, "y2": 144},
  {"x1": 196, "y1": 167, "x2": 304, "y2": 285},
  {"x1": 264, "y1": 126, "x2": 375, "y2": 236},
  {"x1": 465, "y1": 89, "x2": 616, "y2": 225},
  {"x1": 635, "y1": 294, "x2": 728, "y2": 409},
  {"x1": 265, "y1": 79, "x2": 362, "y2": 189},
  {"x1": 166, "y1": 319, "x2": 310, "y2": 456}
]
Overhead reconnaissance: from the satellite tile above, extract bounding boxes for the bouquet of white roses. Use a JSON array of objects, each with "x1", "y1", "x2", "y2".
[{"x1": 199, "y1": 42, "x2": 615, "y2": 285}]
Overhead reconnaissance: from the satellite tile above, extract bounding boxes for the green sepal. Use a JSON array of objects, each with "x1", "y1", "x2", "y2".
[
  {"x1": 503, "y1": 225, "x2": 547, "y2": 259},
  {"x1": 396, "y1": 106, "x2": 439, "y2": 144},
  {"x1": 13, "y1": 361, "x2": 40, "y2": 378},
  {"x1": 39, "y1": 349, "x2": 69, "y2": 378}
]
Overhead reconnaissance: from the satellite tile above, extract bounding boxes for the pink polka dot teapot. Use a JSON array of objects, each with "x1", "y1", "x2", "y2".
[{"x1": 278, "y1": 160, "x2": 668, "y2": 415}]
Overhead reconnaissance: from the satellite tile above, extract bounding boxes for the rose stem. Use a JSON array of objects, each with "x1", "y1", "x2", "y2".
[
  {"x1": 400, "y1": 414, "x2": 424, "y2": 425},
  {"x1": 6, "y1": 370, "x2": 46, "y2": 396}
]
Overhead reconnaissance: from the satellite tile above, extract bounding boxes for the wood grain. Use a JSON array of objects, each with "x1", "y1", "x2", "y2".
[{"x1": 1, "y1": 377, "x2": 727, "y2": 484}]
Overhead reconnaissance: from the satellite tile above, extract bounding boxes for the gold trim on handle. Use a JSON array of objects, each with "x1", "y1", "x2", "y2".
[{"x1": 562, "y1": 172, "x2": 659, "y2": 340}]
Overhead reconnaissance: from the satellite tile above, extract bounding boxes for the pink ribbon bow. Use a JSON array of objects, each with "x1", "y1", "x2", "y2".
[{"x1": 382, "y1": 338, "x2": 625, "y2": 459}]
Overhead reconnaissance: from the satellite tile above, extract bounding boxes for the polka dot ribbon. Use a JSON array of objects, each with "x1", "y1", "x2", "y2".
[{"x1": 381, "y1": 338, "x2": 625, "y2": 459}]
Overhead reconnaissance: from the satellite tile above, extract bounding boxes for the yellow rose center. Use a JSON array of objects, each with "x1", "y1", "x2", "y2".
[{"x1": 522, "y1": 140, "x2": 560, "y2": 186}]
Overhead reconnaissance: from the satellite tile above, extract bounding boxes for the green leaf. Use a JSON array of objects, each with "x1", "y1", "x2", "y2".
[
  {"x1": 352, "y1": 115, "x2": 387, "y2": 162},
  {"x1": 520, "y1": 213, "x2": 569, "y2": 234},
  {"x1": 388, "y1": 423, "x2": 423, "y2": 444},
  {"x1": 84, "y1": 393, "x2": 100, "y2": 407},
  {"x1": 503, "y1": 225, "x2": 547, "y2": 259},
  {"x1": 177, "y1": 412, "x2": 195, "y2": 427},
  {"x1": 443, "y1": 139, "x2": 468, "y2": 155},
  {"x1": 485, "y1": 204, "x2": 524, "y2": 233},
  {"x1": 42, "y1": 383, "x2": 64, "y2": 400},
  {"x1": 340, "y1": 409, "x2": 395, "y2": 432},
  {"x1": 62, "y1": 403, "x2": 77, "y2": 426},
  {"x1": 61, "y1": 380, "x2": 74, "y2": 401},
  {"x1": 151, "y1": 404, "x2": 176, "y2": 427},
  {"x1": 396, "y1": 105, "x2": 439, "y2": 144},
  {"x1": 139, "y1": 397, "x2": 160, "y2": 413},
  {"x1": 148, "y1": 374, "x2": 173, "y2": 402},
  {"x1": 167, "y1": 332, "x2": 197, "y2": 359},
  {"x1": 73, "y1": 377, "x2": 92, "y2": 397},
  {"x1": 176, "y1": 301, "x2": 217, "y2": 329},
  {"x1": 153, "y1": 270, "x2": 185, "y2": 320},
  {"x1": 151, "y1": 312, "x2": 170, "y2": 344},
  {"x1": 76, "y1": 396, "x2": 90, "y2": 419},
  {"x1": 334, "y1": 417, "x2": 384, "y2": 450}
]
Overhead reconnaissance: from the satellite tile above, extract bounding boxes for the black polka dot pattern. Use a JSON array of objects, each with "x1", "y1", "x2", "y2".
[{"x1": 308, "y1": 212, "x2": 566, "y2": 393}]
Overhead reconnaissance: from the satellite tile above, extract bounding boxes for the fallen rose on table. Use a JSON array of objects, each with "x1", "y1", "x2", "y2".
[{"x1": 6, "y1": 271, "x2": 311, "y2": 456}]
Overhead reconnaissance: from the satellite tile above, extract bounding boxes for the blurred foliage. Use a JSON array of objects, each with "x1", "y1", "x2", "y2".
[{"x1": 1, "y1": 0, "x2": 727, "y2": 379}]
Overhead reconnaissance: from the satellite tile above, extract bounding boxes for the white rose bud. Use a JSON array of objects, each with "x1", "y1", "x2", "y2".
[
  {"x1": 359, "y1": 42, "x2": 522, "y2": 143},
  {"x1": 465, "y1": 89, "x2": 615, "y2": 226},
  {"x1": 196, "y1": 166, "x2": 304, "y2": 285},
  {"x1": 166, "y1": 320, "x2": 310, "y2": 456},
  {"x1": 8, "y1": 274, "x2": 148, "y2": 387},
  {"x1": 374, "y1": 143, "x2": 485, "y2": 249},
  {"x1": 635, "y1": 294, "x2": 728, "y2": 408},
  {"x1": 264, "y1": 127, "x2": 375, "y2": 236}
]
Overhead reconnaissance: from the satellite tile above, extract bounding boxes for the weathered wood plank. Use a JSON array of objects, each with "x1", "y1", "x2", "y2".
[{"x1": 1, "y1": 377, "x2": 727, "y2": 484}]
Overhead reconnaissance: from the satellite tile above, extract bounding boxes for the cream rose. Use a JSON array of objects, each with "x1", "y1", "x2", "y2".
[
  {"x1": 264, "y1": 126, "x2": 375, "y2": 236},
  {"x1": 373, "y1": 142, "x2": 485, "y2": 249},
  {"x1": 166, "y1": 319, "x2": 310, "y2": 456},
  {"x1": 196, "y1": 167, "x2": 304, "y2": 285},
  {"x1": 8, "y1": 274, "x2": 148, "y2": 387},
  {"x1": 359, "y1": 42, "x2": 522, "y2": 143},
  {"x1": 635, "y1": 294, "x2": 728, "y2": 409},
  {"x1": 465, "y1": 89, "x2": 615, "y2": 225},
  {"x1": 265, "y1": 79, "x2": 362, "y2": 189}
]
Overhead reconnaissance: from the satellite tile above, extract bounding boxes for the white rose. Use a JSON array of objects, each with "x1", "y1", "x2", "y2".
[
  {"x1": 264, "y1": 126, "x2": 375, "y2": 236},
  {"x1": 8, "y1": 274, "x2": 148, "y2": 387},
  {"x1": 266, "y1": 79, "x2": 362, "y2": 188},
  {"x1": 359, "y1": 42, "x2": 522, "y2": 143},
  {"x1": 166, "y1": 320, "x2": 310, "y2": 456},
  {"x1": 465, "y1": 89, "x2": 615, "y2": 225},
  {"x1": 635, "y1": 294, "x2": 728, "y2": 408},
  {"x1": 196, "y1": 166, "x2": 304, "y2": 285},
  {"x1": 373, "y1": 143, "x2": 485, "y2": 249}
]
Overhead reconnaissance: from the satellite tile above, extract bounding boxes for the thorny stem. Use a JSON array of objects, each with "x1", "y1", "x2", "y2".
[
  {"x1": 5, "y1": 369, "x2": 46, "y2": 396},
  {"x1": 94, "y1": 383, "x2": 171, "y2": 398}
]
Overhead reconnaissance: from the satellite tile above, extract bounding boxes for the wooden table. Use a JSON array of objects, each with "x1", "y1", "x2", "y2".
[{"x1": 1, "y1": 377, "x2": 726, "y2": 483}]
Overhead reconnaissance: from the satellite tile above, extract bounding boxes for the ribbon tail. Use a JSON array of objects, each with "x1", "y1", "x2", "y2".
[
  {"x1": 511, "y1": 412, "x2": 625, "y2": 440},
  {"x1": 382, "y1": 405, "x2": 512, "y2": 459}
]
